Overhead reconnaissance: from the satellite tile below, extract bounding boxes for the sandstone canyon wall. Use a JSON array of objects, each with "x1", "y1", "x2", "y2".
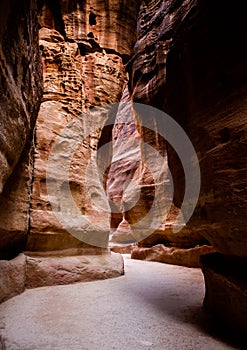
[
  {"x1": 108, "y1": 0, "x2": 215, "y2": 268},
  {"x1": 0, "y1": 0, "x2": 142, "y2": 301},
  {"x1": 126, "y1": 0, "x2": 247, "y2": 333},
  {"x1": 27, "y1": 0, "x2": 142, "y2": 252},
  {"x1": 0, "y1": 0, "x2": 43, "y2": 259},
  {"x1": 0, "y1": 0, "x2": 246, "y2": 336}
]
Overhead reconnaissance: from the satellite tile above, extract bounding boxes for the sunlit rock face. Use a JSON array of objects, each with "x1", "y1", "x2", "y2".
[
  {"x1": 39, "y1": 0, "x2": 141, "y2": 57},
  {"x1": 27, "y1": 0, "x2": 142, "y2": 252},
  {"x1": 106, "y1": 87, "x2": 177, "y2": 248},
  {"x1": 0, "y1": 0, "x2": 43, "y2": 259}
]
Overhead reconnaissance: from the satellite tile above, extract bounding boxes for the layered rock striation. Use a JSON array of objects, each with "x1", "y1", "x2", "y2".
[
  {"x1": 0, "y1": 0, "x2": 43, "y2": 259},
  {"x1": 0, "y1": 0, "x2": 246, "y2": 335},
  {"x1": 127, "y1": 0, "x2": 247, "y2": 333},
  {"x1": 27, "y1": 0, "x2": 142, "y2": 252},
  {"x1": 0, "y1": 0, "x2": 142, "y2": 300},
  {"x1": 108, "y1": 0, "x2": 212, "y2": 265}
]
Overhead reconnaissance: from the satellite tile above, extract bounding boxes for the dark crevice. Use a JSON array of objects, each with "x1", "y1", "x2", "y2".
[
  {"x1": 89, "y1": 12, "x2": 97, "y2": 26},
  {"x1": 77, "y1": 40, "x2": 130, "y2": 63},
  {"x1": 0, "y1": 335, "x2": 6, "y2": 350},
  {"x1": 97, "y1": 105, "x2": 119, "y2": 192},
  {"x1": 87, "y1": 32, "x2": 94, "y2": 39},
  {"x1": 39, "y1": 0, "x2": 67, "y2": 39},
  {"x1": 219, "y1": 127, "x2": 231, "y2": 144},
  {"x1": 26, "y1": 128, "x2": 37, "y2": 245}
]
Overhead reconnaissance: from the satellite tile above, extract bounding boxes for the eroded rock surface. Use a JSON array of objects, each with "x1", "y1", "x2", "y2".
[
  {"x1": 106, "y1": 2, "x2": 208, "y2": 263},
  {"x1": 127, "y1": 0, "x2": 247, "y2": 334},
  {"x1": 107, "y1": 87, "x2": 176, "y2": 246},
  {"x1": 131, "y1": 244, "x2": 215, "y2": 268},
  {"x1": 0, "y1": 0, "x2": 43, "y2": 258},
  {"x1": 0, "y1": 252, "x2": 124, "y2": 301},
  {"x1": 39, "y1": 0, "x2": 141, "y2": 57},
  {"x1": 26, "y1": 252, "x2": 124, "y2": 288},
  {"x1": 27, "y1": 1, "x2": 142, "y2": 252},
  {"x1": 164, "y1": 0, "x2": 247, "y2": 257},
  {"x1": 128, "y1": 0, "x2": 247, "y2": 257},
  {"x1": 0, "y1": 254, "x2": 26, "y2": 303},
  {"x1": 0, "y1": 0, "x2": 42, "y2": 192}
]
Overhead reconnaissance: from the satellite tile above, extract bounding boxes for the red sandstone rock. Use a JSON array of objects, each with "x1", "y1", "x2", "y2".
[
  {"x1": 128, "y1": 0, "x2": 247, "y2": 258},
  {"x1": 0, "y1": 0, "x2": 43, "y2": 258},
  {"x1": 27, "y1": 0, "x2": 142, "y2": 251},
  {"x1": 0, "y1": 0, "x2": 42, "y2": 192},
  {"x1": 110, "y1": 218, "x2": 136, "y2": 244},
  {"x1": 164, "y1": 1, "x2": 247, "y2": 256},
  {"x1": 0, "y1": 251, "x2": 124, "y2": 301},
  {"x1": 127, "y1": 0, "x2": 247, "y2": 335},
  {"x1": 39, "y1": 0, "x2": 142, "y2": 57},
  {"x1": 131, "y1": 244, "x2": 216, "y2": 268},
  {"x1": 106, "y1": 87, "x2": 178, "y2": 245},
  {"x1": 26, "y1": 252, "x2": 124, "y2": 288},
  {"x1": 110, "y1": 244, "x2": 136, "y2": 254},
  {"x1": 0, "y1": 254, "x2": 26, "y2": 303}
]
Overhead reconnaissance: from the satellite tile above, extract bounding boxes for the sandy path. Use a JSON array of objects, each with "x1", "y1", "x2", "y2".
[{"x1": 0, "y1": 255, "x2": 239, "y2": 350}]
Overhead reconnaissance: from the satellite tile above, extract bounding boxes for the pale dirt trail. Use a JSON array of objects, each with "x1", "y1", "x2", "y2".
[{"x1": 0, "y1": 255, "x2": 239, "y2": 350}]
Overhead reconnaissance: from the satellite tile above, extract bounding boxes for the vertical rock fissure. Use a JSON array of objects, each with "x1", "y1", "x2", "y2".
[
  {"x1": 0, "y1": 335, "x2": 6, "y2": 350},
  {"x1": 26, "y1": 128, "x2": 37, "y2": 244}
]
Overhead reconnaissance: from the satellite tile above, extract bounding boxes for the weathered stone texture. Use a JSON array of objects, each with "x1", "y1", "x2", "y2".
[
  {"x1": 164, "y1": 0, "x2": 247, "y2": 257},
  {"x1": 126, "y1": 0, "x2": 204, "y2": 250},
  {"x1": 0, "y1": 149, "x2": 33, "y2": 259},
  {"x1": 128, "y1": 0, "x2": 247, "y2": 257},
  {"x1": 128, "y1": 0, "x2": 195, "y2": 106},
  {"x1": 0, "y1": 252, "x2": 124, "y2": 301},
  {"x1": 27, "y1": 1, "x2": 142, "y2": 251},
  {"x1": 127, "y1": 0, "x2": 247, "y2": 334},
  {"x1": 0, "y1": 254, "x2": 26, "y2": 303},
  {"x1": 39, "y1": 0, "x2": 141, "y2": 57},
  {"x1": 0, "y1": 0, "x2": 42, "y2": 192},
  {"x1": 110, "y1": 218, "x2": 136, "y2": 244},
  {"x1": 0, "y1": 0, "x2": 43, "y2": 258},
  {"x1": 106, "y1": 87, "x2": 177, "y2": 246},
  {"x1": 26, "y1": 252, "x2": 124, "y2": 288},
  {"x1": 131, "y1": 244, "x2": 215, "y2": 268},
  {"x1": 106, "y1": 1, "x2": 208, "y2": 262}
]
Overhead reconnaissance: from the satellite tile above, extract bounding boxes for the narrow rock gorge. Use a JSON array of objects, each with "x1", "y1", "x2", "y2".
[{"x1": 0, "y1": 0, "x2": 246, "y2": 342}]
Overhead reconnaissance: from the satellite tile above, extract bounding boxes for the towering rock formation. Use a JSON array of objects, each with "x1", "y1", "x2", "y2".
[
  {"x1": 108, "y1": 0, "x2": 214, "y2": 267},
  {"x1": 0, "y1": 0, "x2": 142, "y2": 300},
  {"x1": 0, "y1": 0, "x2": 246, "y2": 337},
  {"x1": 0, "y1": 0, "x2": 43, "y2": 259},
  {"x1": 27, "y1": 0, "x2": 142, "y2": 252},
  {"x1": 106, "y1": 86, "x2": 172, "y2": 245},
  {"x1": 127, "y1": 0, "x2": 247, "y2": 334}
]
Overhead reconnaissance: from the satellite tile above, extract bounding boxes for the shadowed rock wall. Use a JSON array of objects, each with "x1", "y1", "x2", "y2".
[
  {"x1": 127, "y1": 0, "x2": 247, "y2": 333},
  {"x1": 108, "y1": 0, "x2": 213, "y2": 266},
  {"x1": 0, "y1": 0, "x2": 43, "y2": 259}
]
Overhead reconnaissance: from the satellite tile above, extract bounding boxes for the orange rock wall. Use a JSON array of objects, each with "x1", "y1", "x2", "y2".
[{"x1": 27, "y1": 0, "x2": 142, "y2": 251}]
